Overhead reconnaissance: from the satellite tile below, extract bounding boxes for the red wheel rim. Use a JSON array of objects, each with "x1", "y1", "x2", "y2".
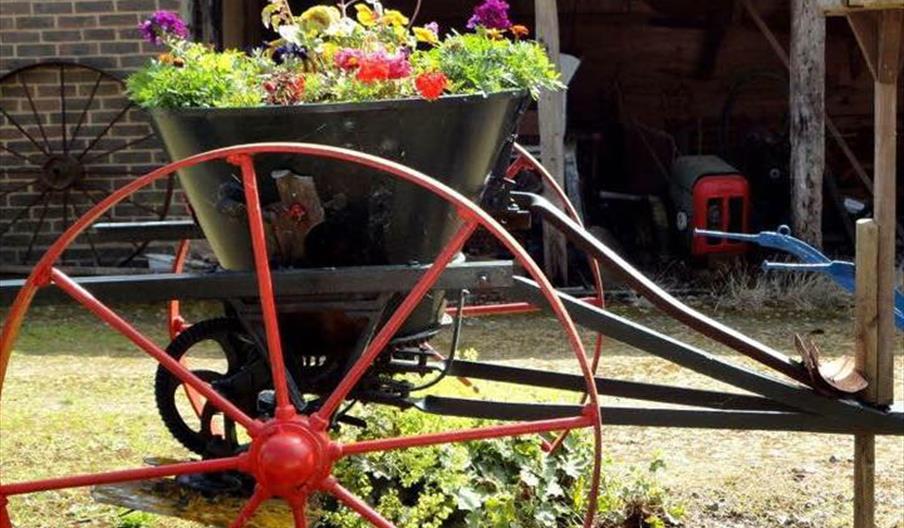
[{"x1": 0, "y1": 142, "x2": 603, "y2": 528}]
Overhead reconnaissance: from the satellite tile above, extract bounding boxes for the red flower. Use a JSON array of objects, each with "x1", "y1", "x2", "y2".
[
  {"x1": 357, "y1": 54, "x2": 391, "y2": 84},
  {"x1": 415, "y1": 71, "x2": 448, "y2": 101}
]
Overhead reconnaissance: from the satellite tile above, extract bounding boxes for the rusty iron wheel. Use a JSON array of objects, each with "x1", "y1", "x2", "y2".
[{"x1": 0, "y1": 61, "x2": 175, "y2": 267}]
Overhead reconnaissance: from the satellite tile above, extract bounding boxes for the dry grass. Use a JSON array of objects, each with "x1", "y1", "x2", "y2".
[{"x1": 1, "y1": 302, "x2": 902, "y2": 527}]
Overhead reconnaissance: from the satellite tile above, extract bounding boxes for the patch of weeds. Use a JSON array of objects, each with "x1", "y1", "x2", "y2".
[
  {"x1": 314, "y1": 405, "x2": 684, "y2": 527},
  {"x1": 116, "y1": 510, "x2": 155, "y2": 528}
]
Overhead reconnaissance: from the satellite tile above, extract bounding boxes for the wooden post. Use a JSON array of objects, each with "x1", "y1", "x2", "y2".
[
  {"x1": 872, "y1": 10, "x2": 900, "y2": 406},
  {"x1": 848, "y1": 8, "x2": 901, "y2": 406},
  {"x1": 853, "y1": 218, "x2": 878, "y2": 528},
  {"x1": 789, "y1": 0, "x2": 826, "y2": 248},
  {"x1": 535, "y1": 0, "x2": 569, "y2": 284}
]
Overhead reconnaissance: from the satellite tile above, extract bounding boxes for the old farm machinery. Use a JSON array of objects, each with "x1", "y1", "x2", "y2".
[{"x1": 1, "y1": 92, "x2": 902, "y2": 527}]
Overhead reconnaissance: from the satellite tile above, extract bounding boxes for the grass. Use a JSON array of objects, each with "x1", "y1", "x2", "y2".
[{"x1": 1, "y1": 300, "x2": 902, "y2": 527}]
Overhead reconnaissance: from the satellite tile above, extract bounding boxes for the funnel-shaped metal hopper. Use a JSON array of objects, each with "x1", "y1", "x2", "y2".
[{"x1": 149, "y1": 90, "x2": 528, "y2": 339}]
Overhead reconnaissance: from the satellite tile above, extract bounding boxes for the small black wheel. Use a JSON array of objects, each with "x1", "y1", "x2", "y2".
[{"x1": 155, "y1": 318, "x2": 260, "y2": 456}]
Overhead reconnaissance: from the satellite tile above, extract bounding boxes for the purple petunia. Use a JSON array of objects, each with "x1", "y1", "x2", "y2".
[
  {"x1": 138, "y1": 10, "x2": 189, "y2": 46},
  {"x1": 466, "y1": 0, "x2": 512, "y2": 30},
  {"x1": 425, "y1": 21, "x2": 440, "y2": 35}
]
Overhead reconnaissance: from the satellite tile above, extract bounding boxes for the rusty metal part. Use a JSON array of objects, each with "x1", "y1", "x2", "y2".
[{"x1": 794, "y1": 334, "x2": 868, "y2": 395}]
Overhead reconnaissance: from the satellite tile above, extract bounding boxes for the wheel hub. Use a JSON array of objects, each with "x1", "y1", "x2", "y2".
[
  {"x1": 40, "y1": 155, "x2": 84, "y2": 190},
  {"x1": 247, "y1": 418, "x2": 335, "y2": 497}
]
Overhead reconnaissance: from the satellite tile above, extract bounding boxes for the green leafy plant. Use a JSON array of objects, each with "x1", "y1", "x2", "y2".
[
  {"x1": 127, "y1": 1, "x2": 563, "y2": 108},
  {"x1": 311, "y1": 405, "x2": 684, "y2": 528},
  {"x1": 127, "y1": 44, "x2": 264, "y2": 108}
]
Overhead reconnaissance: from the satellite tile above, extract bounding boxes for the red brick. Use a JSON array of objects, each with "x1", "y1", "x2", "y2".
[
  {"x1": 76, "y1": 1, "x2": 116, "y2": 13},
  {"x1": 33, "y1": 3, "x2": 75, "y2": 14},
  {"x1": 1, "y1": 31, "x2": 41, "y2": 43},
  {"x1": 0, "y1": 2, "x2": 31, "y2": 15},
  {"x1": 57, "y1": 15, "x2": 97, "y2": 28},
  {"x1": 42, "y1": 30, "x2": 83, "y2": 42},
  {"x1": 15, "y1": 16, "x2": 55, "y2": 29},
  {"x1": 16, "y1": 43, "x2": 57, "y2": 57}
]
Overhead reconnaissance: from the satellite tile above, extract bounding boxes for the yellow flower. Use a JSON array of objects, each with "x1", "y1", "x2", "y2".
[
  {"x1": 485, "y1": 28, "x2": 505, "y2": 40},
  {"x1": 380, "y1": 9, "x2": 409, "y2": 27},
  {"x1": 413, "y1": 26, "x2": 439, "y2": 45},
  {"x1": 321, "y1": 42, "x2": 340, "y2": 62},
  {"x1": 355, "y1": 4, "x2": 377, "y2": 26},
  {"x1": 299, "y1": 5, "x2": 340, "y2": 35}
]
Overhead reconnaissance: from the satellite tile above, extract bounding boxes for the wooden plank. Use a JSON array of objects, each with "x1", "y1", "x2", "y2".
[
  {"x1": 853, "y1": 218, "x2": 879, "y2": 528},
  {"x1": 855, "y1": 219, "x2": 880, "y2": 401},
  {"x1": 790, "y1": 0, "x2": 827, "y2": 247},
  {"x1": 821, "y1": 0, "x2": 904, "y2": 15},
  {"x1": 848, "y1": 12, "x2": 881, "y2": 79},
  {"x1": 535, "y1": 0, "x2": 569, "y2": 284},
  {"x1": 873, "y1": 9, "x2": 900, "y2": 406}
]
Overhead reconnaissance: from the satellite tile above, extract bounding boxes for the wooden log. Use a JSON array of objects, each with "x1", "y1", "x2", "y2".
[
  {"x1": 853, "y1": 218, "x2": 879, "y2": 528},
  {"x1": 790, "y1": 0, "x2": 826, "y2": 248},
  {"x1": 535, "y1": 0, "x2": 569, "y2": 284}
]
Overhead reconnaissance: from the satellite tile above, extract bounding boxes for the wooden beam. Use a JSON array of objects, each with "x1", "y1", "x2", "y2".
[
  {"x1": 821, "y1": 0, "x2": 904, "y2": 15},
  {"x1": 873, "y1": 9, "x2": 900, "y2": 406},
  {"x1": 790, "y1": 0, "x2": 826, "y2": 248},
  {"x1": 535, "y1": 0, "x2": 569, "y2": 284},
  {"x1": 848, "y1": 12, "x2": 881, "y2": 79}
]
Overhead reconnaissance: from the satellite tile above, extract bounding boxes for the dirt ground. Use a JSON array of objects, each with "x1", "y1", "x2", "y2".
[{"x1": 1, "y1": 300, "x2": 902, "y2": 527}]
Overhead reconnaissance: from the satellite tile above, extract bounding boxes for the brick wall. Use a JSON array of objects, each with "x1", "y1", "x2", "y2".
[{"x1": 0, "y1": 0, "x2": 189, "y2": 267}]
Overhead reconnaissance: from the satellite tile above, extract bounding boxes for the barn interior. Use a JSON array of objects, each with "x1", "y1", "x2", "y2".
[{"x1": 200, "y1": 0, "x2": 902, "y2": 273}]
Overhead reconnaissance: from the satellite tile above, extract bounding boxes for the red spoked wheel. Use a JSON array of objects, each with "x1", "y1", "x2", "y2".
[{"x1": 0, "y1": 143, "x2": 603, "y2": 528}]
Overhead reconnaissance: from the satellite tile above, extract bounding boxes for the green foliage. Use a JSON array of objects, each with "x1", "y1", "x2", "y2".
[
  {"x1": 413, "y1": 31, "x2": 564, "y2": 99},
  {"x1": 313, "y1": 405, "x2": 683, "y2": 528},
  {"x1": 126, "y1": 44, "x2": 264, "y2": 108},
  {"x1": 128, "y1": 2, "x2": 564, "y2": 108}
]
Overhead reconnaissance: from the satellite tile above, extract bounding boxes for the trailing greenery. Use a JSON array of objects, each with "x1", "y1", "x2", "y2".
[{"x1": 314, "y1": 405, "x2": 684, "y2": 528}]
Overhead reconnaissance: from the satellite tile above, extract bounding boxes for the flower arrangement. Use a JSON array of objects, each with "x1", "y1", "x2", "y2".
[{"x1": 126, "y1": 0, "x2": 563, "y2": 108}]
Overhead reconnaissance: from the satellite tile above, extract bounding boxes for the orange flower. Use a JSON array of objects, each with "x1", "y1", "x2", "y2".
[
  {"x1": 511, "y1": 24, "x2": 529, "y2": 39},
  {"x1": 415, "y1": 71, "x2": 448, "y2": 101}
]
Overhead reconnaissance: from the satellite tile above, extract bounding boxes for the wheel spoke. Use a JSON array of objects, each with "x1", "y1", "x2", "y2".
[
  {"x1": 232, "y1": 154, "x2": 294, "y2": 417},
  {"x1": 0, "y1": 178, "x2": 37, "y2": 199},
  {"x1": 323, "y1": 478, "x2": 395, "y2": 528},
  {"x1": 76, "y1": 102, "x2": 133, "y2": 161},
  {"x1": 69, "y1": 198, "x2": 103, "y2": 266},
  {"x1": 66, "y1": 72, "x2": 103, "y2": 153},
  {"x1": 341, "y1": 415, "x2": 592, "y2": 457},
  {"x1": 49, "y1": 268, "x2": 261, "y2": 434},
  {"x1": 291, "y1": 498, "x2": 308, "y2": 528},
  {"x1": 228, "y1": 486, "x2": 269, "y2": 528},
  {"x1": 0, "y1": 456, "x2": 241, "y2": 497},
  {"x1": 315, "y1": 219, "x2": 479, "y2": 422},
  {"x1": 0, "y1": 190, "x2": 48, "y2": 238},
  {"x1": 22, "y1": 192, "x2": 51, "y2": 263},
  {"x1": 0, "y1": 144, "x2": 41, "y2": 167},
  {"x1": 0, "y1": 106, "x2": 50, "y2": 157},
  {"x1": 82, "y1": 133, "x2": 155, "y2": 165},
  {"x1": 17, "y1": 75, "x2": 52, "y2": 155},
  {"x1": 59, "y1": 65, "x2": 67, "y2": 155}
]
